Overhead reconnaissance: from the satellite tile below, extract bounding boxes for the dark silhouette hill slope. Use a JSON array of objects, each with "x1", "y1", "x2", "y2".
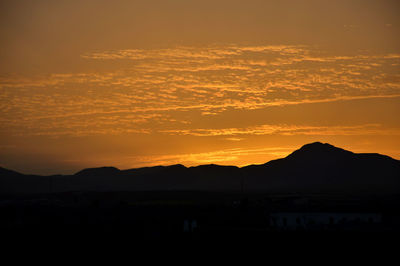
[
  {"x1": 75, "y1": 166, "x2": 120, "y2": 177},
  {"x1": 243, "y1": 142, "x2": 400, "y2": 193},
  {"x1": 1, "y1": 142, "x2": 399, "y2": 195},
  {"x1": 0, "y1": 167, "x2": 23, "y2": 177}
]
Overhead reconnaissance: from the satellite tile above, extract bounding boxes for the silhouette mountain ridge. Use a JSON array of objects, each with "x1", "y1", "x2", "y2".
[
  {"x1": 1, "y1": 142, "x2": 399, "y2": 194},
  {"x1": 75, "y1": 166, "x2": 120, "y2": 176},
  {"x1": 0, "y1": 166, "x2": 24, "y2": 177}
]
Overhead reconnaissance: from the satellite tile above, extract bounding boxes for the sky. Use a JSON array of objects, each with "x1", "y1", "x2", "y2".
[{"x1": 0, "y1": 0, "x2": 400, "y2": 175}]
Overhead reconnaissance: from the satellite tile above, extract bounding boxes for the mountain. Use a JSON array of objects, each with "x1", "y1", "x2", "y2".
[
  {"x1": 0, "y1": 167, "x2": 51, "y2": 195},
  {"x1": 1, "y1": 142, "x2": 399, "y2": 195},
  {"x1": 0, "y1": 167, "x2": 23, "y2": 177},
  {"x1": 243, "y1": 142, "x2": 400, "y2": 193},
  {"x1": 75, "y1": 166, "x2": 120, "y2": 177}
]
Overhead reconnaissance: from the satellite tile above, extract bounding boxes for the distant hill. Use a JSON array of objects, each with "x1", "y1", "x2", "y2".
[
  {"x1": 1, "y1": 142, "x2": 399, "y2": 195},
  {"x1": 242, "y1": 142, "x2": 400, "y2": 194}
]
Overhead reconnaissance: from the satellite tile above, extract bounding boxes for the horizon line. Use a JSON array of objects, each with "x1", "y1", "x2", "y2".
[{"x1": 2, "y1": 142, "x2": 398, "y2": 176}]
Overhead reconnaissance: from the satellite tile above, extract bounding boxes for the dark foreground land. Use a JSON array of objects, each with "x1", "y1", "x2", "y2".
[
  {"x1": 1, "y1": 191, "x2": 399, "y2": 241},
  {"x1": 1, "y1": 143, "x2": 399, "y2": 242}
]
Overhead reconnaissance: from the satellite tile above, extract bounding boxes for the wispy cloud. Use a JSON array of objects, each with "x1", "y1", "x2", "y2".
[
  {"x1": 161, "y1": 124, "x2": 400, "y2": 137},
  {"x1": 1, "y1": 44, "x2": 399, "y2": 137}
]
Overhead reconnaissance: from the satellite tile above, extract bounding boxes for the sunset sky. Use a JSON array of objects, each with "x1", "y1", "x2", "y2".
[{"x1": 1, "y1": 0, "x2": 400, "y2": 175}]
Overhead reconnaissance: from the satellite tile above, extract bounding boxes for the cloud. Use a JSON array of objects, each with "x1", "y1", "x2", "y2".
[
  {"x1": 80, "y1": 45, "x2": 305, "y2": 61},
  {"x1": 161, "y1": 124, "x2": 400, "y2": 137},
  {"x1": 1, "y1": 44, "x2": 400, "y2": 137}
]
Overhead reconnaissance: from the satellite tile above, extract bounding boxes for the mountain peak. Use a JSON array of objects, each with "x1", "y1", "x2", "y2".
[
  {"x1": 300, "y1": 142, "x2": 335, "y2": 150},
  {"x1": 286, "y1": 142, "x2": 353, "y2": 160}
]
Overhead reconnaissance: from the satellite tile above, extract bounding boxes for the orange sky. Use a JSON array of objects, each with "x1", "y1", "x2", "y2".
[{"x1": 1, "y1": 0, "x2": 400, "y2": 174}]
